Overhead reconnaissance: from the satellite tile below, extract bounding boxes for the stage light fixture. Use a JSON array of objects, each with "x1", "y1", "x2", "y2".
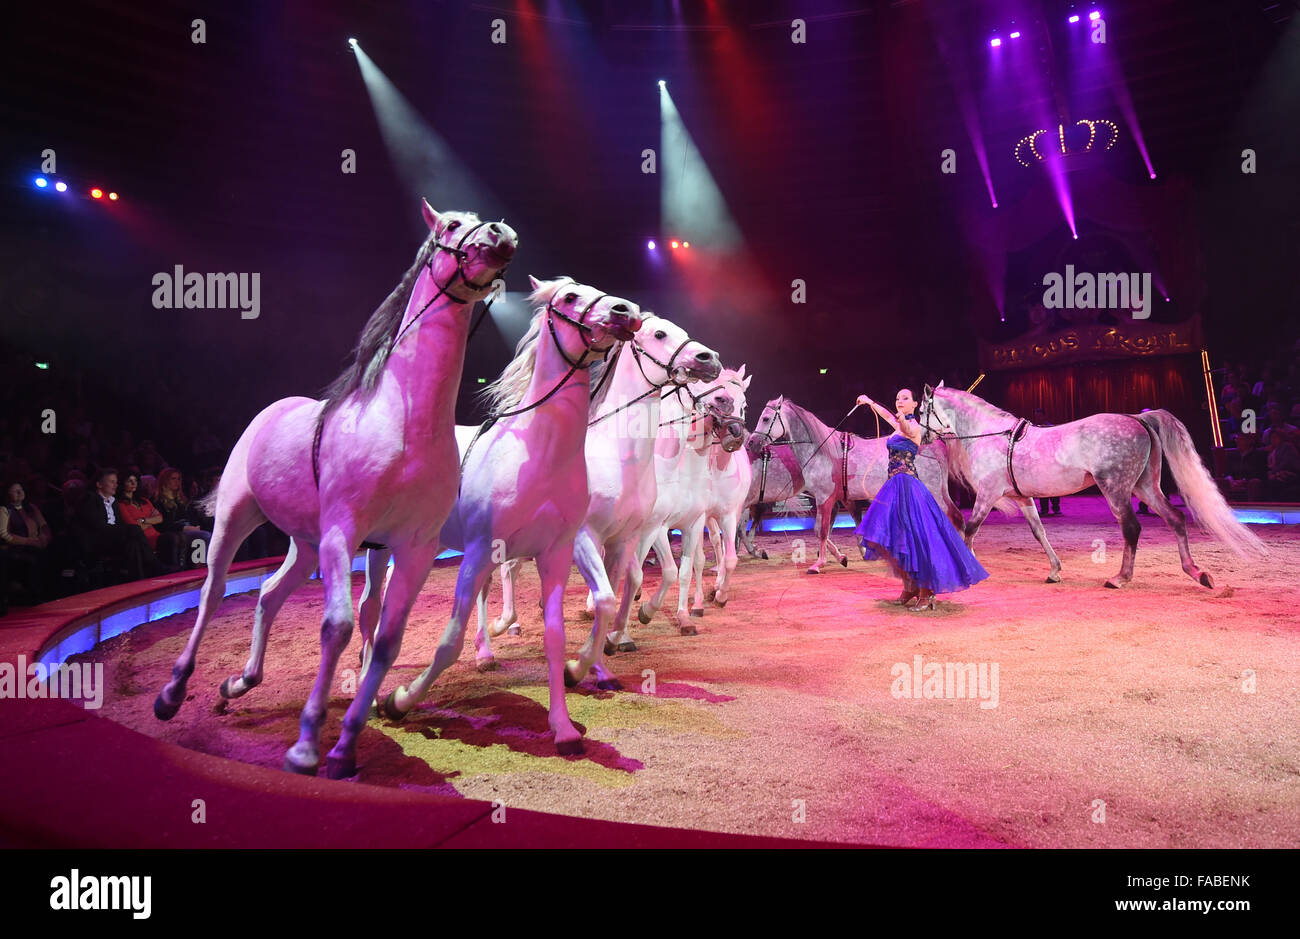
[
  {"x1": 1149, "y1": 172, "x2": 1157, "y2": 179},
  {"x1": 1089, "y1": 11, "x2": 1101, "y2": 20},
  {"x1": 35, "y1": 362, "x2": 50, "y2": 370},
  {"x1": 54, "y1": 181, "x2": 67, "y2": 192},
  {"x1": 1009, "y1": 31, "x2": 1021, "y2": 39},
  {"x1": 658, "y1": 79, "x2": 666, "y2": 87},
  {"x1": 34, "y1": 176, "x2": 48, "y2": 188},
  {"x1": 348, "y1": 37, "x2": 358, "y2": 47},
  {"x1": 108, "y1": 192, "x2": 119, "y2": 200},
  {"x1": 990, "y1": 37, "x2": 1002, "y2": 47},
  {"x1": 681, "y1": 241, "x2": 689, "y2": 248},
  {"x1": 819, "y1": 368, "x2": 828, "y2": 375},
  {"x1": 647, "y1": 240, "x2": 656, "y2": 250},
  {"x1": 90, "y1": 188, "x2": 103, "y2": 199},
  {"x1": 670, "y1": 240, "x2": 679, "y2": 249},
  {"x1": 1068, "y1": 15, "x2": 1080, "y2": 23}
]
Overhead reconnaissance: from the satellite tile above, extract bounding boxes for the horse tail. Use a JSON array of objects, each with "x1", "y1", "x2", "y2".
[
  {"x1": 1136, "y1": 409, "x2": 1267, "y2": 557},
  {"x1": 194, "y1": 488, "x2": 220, "y2": 518}
]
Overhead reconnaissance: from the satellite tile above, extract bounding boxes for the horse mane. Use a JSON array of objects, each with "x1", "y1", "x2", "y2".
[
  {"x1": 939, "y1": 385, "x2": 1017, "y2": 423},
  {"x1": 781, "y1": 398, "x2": 831, "y2": 439},
  {"x1": 479, "y1": 277, "x2": 574, "y2": 414},
  {"x1": 319, "y1": 231, "x2": 437, "y2": 420}
]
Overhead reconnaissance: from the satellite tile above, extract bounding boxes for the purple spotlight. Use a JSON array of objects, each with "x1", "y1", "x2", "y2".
[
  {"x1": 1089, "y1": 10, "x2": 1101, "y2": 20},
  {"x1": 990, "y1": 37, "x2": 1002, "y2": 47},
  {"x1": 54, "y1": 181, "x2": 68, "y2": 192},
  {"x1": 647, "y1": 240, "x2": 656, "y2": 250},
  {"x1": 1009, "y1": 31, "x2": 1021, "y2": 39},
  {"x1": 1068, "y1": 15, "x2": 1080, "y2": 23},
  {"x1": 1149, "y1": 172, "x2": 1157, "y2": 179}
]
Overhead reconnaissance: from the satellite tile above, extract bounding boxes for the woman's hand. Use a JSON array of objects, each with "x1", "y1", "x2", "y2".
[{"x1": 856, "y1": 394, "x2": 871, "y2": 407}]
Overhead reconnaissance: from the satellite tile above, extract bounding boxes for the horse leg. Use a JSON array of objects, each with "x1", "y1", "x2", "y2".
[
  {"x1": 533, "y1": 543, "x2": 584, "y2": 754},
  {"x1": 963, "y1": 487, "x2": 1000, "y2": 550},
  {"x1": 569, "y1": 527, "x2": 620, "y2": 689},
  {"x1": 383, "y1": 542, "x2": 492, "y2": 720},
  {"x1": 715, "y1": 510, "x2": 739, "y2": 606},
  {"x1": 491, "y1": 558, "x2": 522, "y2": 636},
  {"x1": 221, "y1": 537, "x2": 319, "y2": 700},
  {"x1": 1098, "y1": 480, "x2": 1142, "y2": 589},
  {"x1": 356, "y1": 547, "x2": 391, "y2": 671},
  {"x1": 825, "y1": 503, "x2": 849, "y2": 567},
  {"x1": 327, "y1": 543, "x2": 437, "y2": 778},
  {"x1": 284, "y1": 526, "x2": 357, "y2": 775},
  {"x1": 1016, "y1": 498, "x2": 1063, "y2": 583},
  {"x1": 1136, "y1": 468, "x2": 1210, "y2": 587},
  {"x1": 748, "y1": 504, "x2": 770, "y2": 559},
  {"x1": 638, "y1": 529, "x2": 675, "y2": 626},
  {"x1": 472, "y1": 576, "x2": 499, "y2": 671},
  {"x1": 677, "y1": 518, "x2": 705, "y2": 632},
  {"x1": 155, "y1": 479, "x2": 266, "y2": 720},
  {"x1": 807, "y1": 497, "x2": 835, "y2": 573},
  {"x1": 607, "y1": 540, "x2": 643, "y2": 652}
]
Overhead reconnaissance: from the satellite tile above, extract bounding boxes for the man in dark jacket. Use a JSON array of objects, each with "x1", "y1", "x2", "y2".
[{"x1": 73, "y1": 468, "x2": 160, "y2": 581}]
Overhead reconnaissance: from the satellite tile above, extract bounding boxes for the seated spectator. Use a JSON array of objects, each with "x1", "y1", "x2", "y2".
[
  {"x1": 155, "y1": 467, "x2": 211, "y2": 568},
  {"x1": 1229, "y1": 433, "x2": 1268, "y2": 502},
  {"x1": 117, "y1": 472, "x2": 164, "y2": 554},
  {"x1": 1262, "y1": 405, "x2": 1299, "y2": 450},
  {"x1": 73, "y1": 467, "x2": 161, "y2": 582},
  {"x1": 1, "y1": 480, "x2": 53, "y2": 601},
  {"x1": 1267, "y1": 437, "x2": 1300, "y2": 500},
  {"x1": 139, "y1": 474, "x2": 159, "y2": 504}
]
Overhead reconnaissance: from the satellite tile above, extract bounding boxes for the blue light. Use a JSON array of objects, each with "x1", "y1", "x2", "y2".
[{"x1": 34, "y1": 176, "x2": 48, "y2": 188}]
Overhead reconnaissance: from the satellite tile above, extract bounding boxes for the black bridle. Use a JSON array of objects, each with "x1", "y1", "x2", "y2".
[{"x1": 588, "y1": 319, "x2": 703, "y2": 427}]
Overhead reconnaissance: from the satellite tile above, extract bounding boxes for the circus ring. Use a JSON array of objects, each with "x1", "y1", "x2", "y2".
[{"x1": 2, "y1": 495, "x2": 1298, "y2": 848}]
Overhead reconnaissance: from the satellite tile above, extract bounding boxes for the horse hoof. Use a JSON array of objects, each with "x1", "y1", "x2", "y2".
[
  {"x1": 760, "y1": 550, "x2": 769, "y2": 560},
  {"x1": 1199, "y1": 572, "x2": 1214, "y2": 588},
  {"x1": 840, "y1": 557, "x2": 848, "y2": 568},
  {"x1": 283, "y1": 754, "x2": 317, "y2": 776},
  {"x1": 380, "y1": 690, "x2": 409, "y2": 722},
  {"x1": 555, "y1": 737, "x2": 585, "y2": 756},
  {"x1": 604, "y1": 639, "x2": 618, "y2": 656},
  {"x1": 152, "y1": 693, "x2": 181, "y2": 721},
  {"x1": 690, "y1": 608, "x2": 704, "y2": 618},
  {"x1": 715, "y1": 597, "x2": 728, "y2": 608},
  {"x1": 476, "y1": 658, "x2": 498, "y2": 672},
  {"x1": 1104, "y1": 579, "x2": 1121, "y2": 589},
  {"x1": 706, "y1": 588, "x2": 717, "y2": 603},
  {"x1": 325, "y1": 755, "x2": 357, "y2": 780},
  {"x1": 506, "y1": 625, "x2": 521, "y2": 636},
  {"x1": 637, "y1": 605, "x2": 653, "y2": 625},
  {"x1": 617, "y1": 641, "x2": 637, "y2": 653},
  {"x1": 635, "y1": 589, "x2": 642, "y2": 601},
  {"x1": 806, "y1": 566, "x2": 819, "y2": 575},
  {"x1": 1046, "y1": 573, "x2": 1061, "y2": 584},
  {"x1": 680, "y1": 624, "x2": 698, "y2": 636},
  {"x1": 596, "y1": 677, "x2": 623, "y2": 691}
]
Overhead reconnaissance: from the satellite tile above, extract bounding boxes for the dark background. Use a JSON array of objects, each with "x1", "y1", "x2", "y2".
[{"x1": 1, "y1": 0, "x2": 1296, "y2": 464}]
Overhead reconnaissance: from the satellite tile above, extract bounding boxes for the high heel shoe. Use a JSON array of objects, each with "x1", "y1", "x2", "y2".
[
  {"x1": 895, "y1": 587, "x2": 920, "y2": 606},
  {"x1": 907, "y1": 591, "x2": 936, "y2": 612}
]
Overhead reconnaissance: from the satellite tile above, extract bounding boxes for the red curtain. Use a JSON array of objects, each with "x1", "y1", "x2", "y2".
[{"x1": 990, "y1": 356, "x2": 1210, "y2": 447}]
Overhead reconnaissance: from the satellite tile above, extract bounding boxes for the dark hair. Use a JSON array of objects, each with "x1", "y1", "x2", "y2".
[
  {"x1": 120, "y1": 472, "x2": 143, "y2": 505},
  {"x1": 95, "y1": 467, "x2": 118, "y2": 486}
]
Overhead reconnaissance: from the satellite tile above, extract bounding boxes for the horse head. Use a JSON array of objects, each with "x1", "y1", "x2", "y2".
[
  {"x1": 527, "y1": 275, "x2": 642, "y2": 364},
  {"x1": 630, "y1": 314, "x2": 722, "y2": 386},
  {"x1": 421, "y1": 201, "x2": 518, "y2": 299},
  {"x1": 747, "y1": 395, "x2": 789, "y2": 457}
]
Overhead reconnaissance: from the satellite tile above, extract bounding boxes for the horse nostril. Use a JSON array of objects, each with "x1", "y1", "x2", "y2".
[
  {"x1": 611, "y1": 302, "x2": 629, "y2": 313},
  {"x1": 488, "y1": 223, "x2": 502, "y2": 234},
  {"x1": 695, "y1": 351, "x2": 712, "y2": 362}
]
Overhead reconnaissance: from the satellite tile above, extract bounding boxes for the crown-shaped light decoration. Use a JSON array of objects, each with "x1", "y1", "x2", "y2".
[{"x1": 1014, "y1": 119, "x2": 1119, "y2": 167}]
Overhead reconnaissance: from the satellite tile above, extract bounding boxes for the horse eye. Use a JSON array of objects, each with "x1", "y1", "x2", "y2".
[
  {"x1": 654, "y1": 330, "x2": 666, "y2": 340},
  {"x1": 447, "y1": 221, "x2": 461, "y2": 231},
  {"x1": 564, "y1": 293, "x2": 577, "y2": 303}
]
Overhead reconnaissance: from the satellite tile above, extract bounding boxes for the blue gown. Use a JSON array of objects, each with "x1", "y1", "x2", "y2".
[{"x1": 855, "y1": 417, "x2": 989, "y2": 594}]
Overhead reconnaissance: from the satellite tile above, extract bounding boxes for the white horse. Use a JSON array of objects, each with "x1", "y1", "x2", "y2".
[
  {"x1": 477, "y1": 315, "x2": 722, "y2": 658},
  {"x1": 696, "y1": 366, "x2": 754, "y2": 607},
  {"x1": 350, "y1": 277, "x2": 640, "y2": 755},
  {"x1": 155, "y1": 202, "x2": 517, "y2": 779},
  {"x1": 637, "y1": 366, "x2": 749, "y2": 626},
  {"x1": 917, "y1": 382, "x2": 1267, "y2": 587}
]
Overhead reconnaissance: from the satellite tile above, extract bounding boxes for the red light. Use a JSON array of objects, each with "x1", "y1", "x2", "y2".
[
  {"x1": 90, "y1": 188, "x2": 103, "y2": 199},
  {"x1": 670, "y1": 240, "x2": 679, "y2": 249},
  {"x1": 108, "y1": 192, "x2": 118, "y2": 201}
]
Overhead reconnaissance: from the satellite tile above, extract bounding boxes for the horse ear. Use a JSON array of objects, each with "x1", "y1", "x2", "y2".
[
  {"x1": 923, "y1": 383, "x2": 933, "y2": 397},
  {"x1": 937, "y1": 379, "x2": 946, "y2": 389},
  {"x1": 528, "y1": 275, "x2": 543, "y2": 292},
  {"x1": 421, "y1": 199, "x2": 440, "y2": 232}
]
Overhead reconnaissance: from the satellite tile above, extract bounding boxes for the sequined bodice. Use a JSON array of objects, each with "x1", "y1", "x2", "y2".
[{"x1": 887, "y1": 419, "x2": 920, "y2": 478}]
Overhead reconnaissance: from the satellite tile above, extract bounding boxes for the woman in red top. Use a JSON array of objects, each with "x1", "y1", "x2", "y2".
[{"x1": 117, "y1": 472, "x2": 163, "y2": 551}]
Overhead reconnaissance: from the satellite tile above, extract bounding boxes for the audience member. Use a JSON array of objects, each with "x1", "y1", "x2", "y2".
[
  {"x1": 72, "y1": 468, "x2": 161, "y2": 581},
  {"x1": 1, "y1": 481, "x2": 53, "y2": 601}
]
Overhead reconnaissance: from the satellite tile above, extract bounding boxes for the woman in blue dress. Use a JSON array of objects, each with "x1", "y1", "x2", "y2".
[{"x1": 854, "y1": 388, "x2": 988, "y2": 610}]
